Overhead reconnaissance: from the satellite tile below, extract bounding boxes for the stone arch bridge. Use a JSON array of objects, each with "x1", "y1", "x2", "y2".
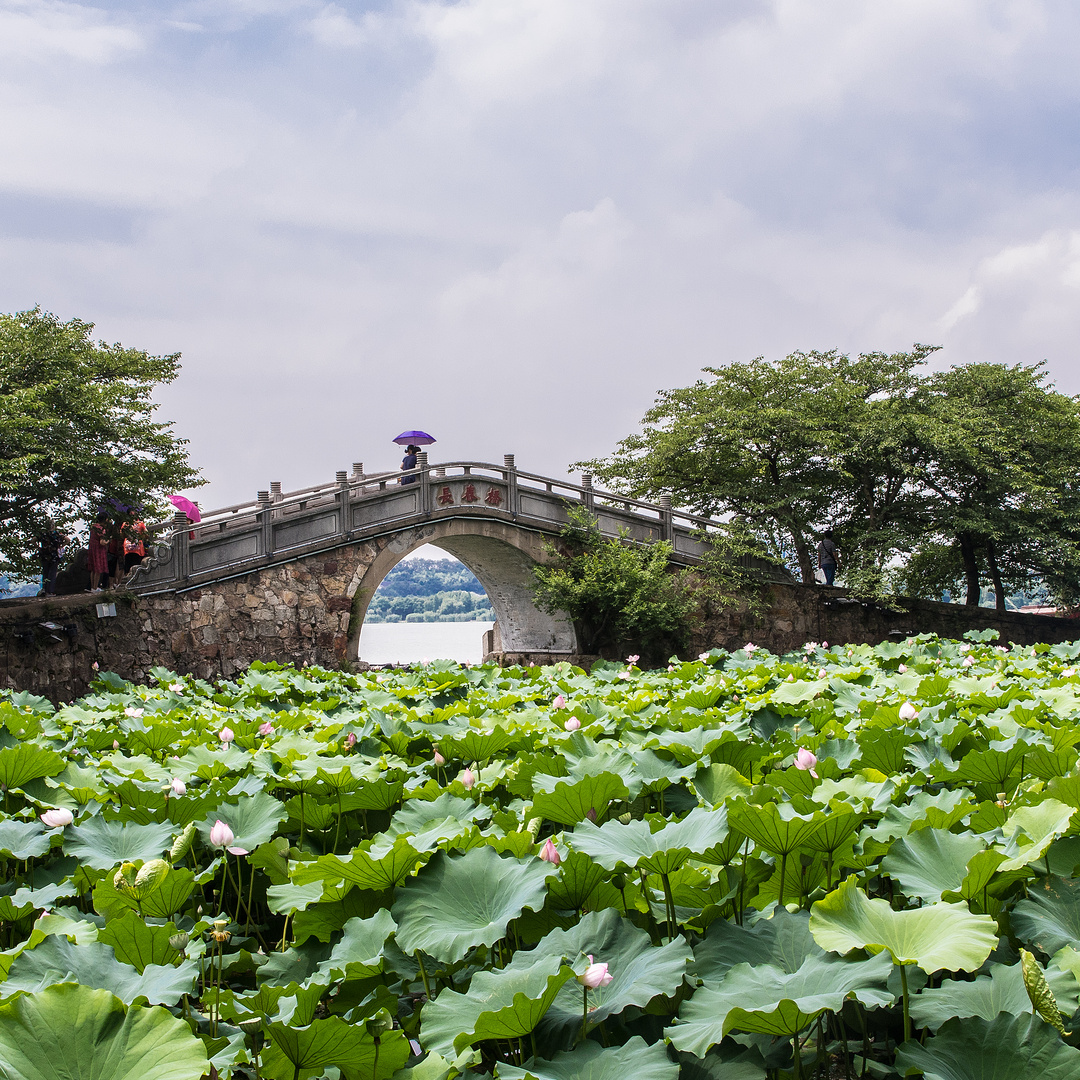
[{"x1": 126, "y1": 455, "x2": 721, "y2": 673}]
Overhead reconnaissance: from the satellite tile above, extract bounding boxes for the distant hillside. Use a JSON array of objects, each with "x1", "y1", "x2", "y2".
[{"x1": 366, "y1": 558, "x2": 495, "y2": 623}]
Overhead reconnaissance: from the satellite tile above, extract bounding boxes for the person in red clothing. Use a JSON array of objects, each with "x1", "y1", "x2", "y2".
[
  {"x1": 122, "y1": 520, "x2": 149, "y2": 581},
  {"x1": 88, "y1": 512, "x2": 110, "y2": 591}
]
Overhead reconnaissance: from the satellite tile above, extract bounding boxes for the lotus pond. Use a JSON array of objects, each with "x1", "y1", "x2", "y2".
[{"x1": 3, "y1": 633, "x2": 1080, "y2": 1079}]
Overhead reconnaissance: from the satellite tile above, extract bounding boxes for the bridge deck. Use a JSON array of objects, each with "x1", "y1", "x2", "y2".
[{"x1": 128, "y1": 459, "x2": 725, "y2": 594}]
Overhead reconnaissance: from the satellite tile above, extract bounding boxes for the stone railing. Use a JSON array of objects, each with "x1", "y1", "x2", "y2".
[{"x1": 127, "y1": 455, "x2": 730, "y2": 594}]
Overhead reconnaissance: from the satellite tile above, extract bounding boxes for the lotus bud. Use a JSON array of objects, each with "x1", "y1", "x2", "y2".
[
  {"x1": 170, "y1": 822, "x2": 196, "y2": 863},
  {"x1": 258, "y1": 721, "x2": 274, "y2": 736},
  {"x1": 170, "y1": 777, "x2": 186, "y2": 796},
  {"x1": 552, "y1": 694, "x2": 567, "y2": 709},
  {"x1": 345, "y1": 732, "x2": 357, "y2": 748},
  {"x1": 92, "y1": 662, "x2": 99, "y2": 671},
  {"x1": 112, "y1": 740, "x2": 120, "y2": 750},
  {"x1": 219, "y1": 727, "x2": 235, "y2": 743},
  {"x1": 962, "y1": 655, "x2": 974, "y2": 667},
  {"x1": 898, "y1": 702, "x2": 918, "y2": 721},
  {"x1": 539, "y1": 839, "x2": 561, "y2": 865},
  {"x1": 40, "y1": 808, "x2": 73, "y2": 828},
  {"x1": 667, "y1": 665, "x2": 675, "y2": 672},
  {"x1": 821, "y1": 642, "x2": 828, "y2": 649},
  {"x1": 210, "y1": 819, "x2": 235, "y2": 849},
  {"x1": 794, "y1": 748, "x2": 818, "y2": 778},
  {"x1": 585, "y1": 807, "x2": 597, "y2": 823},
  {"x1": 577, "y1": 955, "x2": 613, "y2": 988},
  {"x1": 168, "y1": 931, "x2": 190, "y2": 952},
  {"x1": 433, "y1": 750, "x2": 446, "y2": 766},
  {"x1": 564, "y1": 718, "x2": 581, "y2": 731},
  {"x1": 462, "y1": 767, "x2": 476, "y2": 790},
  {"x1": 898, "y1": 663, "x2": 907, "y2": 673}
]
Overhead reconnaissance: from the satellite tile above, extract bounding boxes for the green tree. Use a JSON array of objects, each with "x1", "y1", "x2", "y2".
[
  {"x1": 531, "y1": 508, "x2": 695, "y2": 658},
  {"x1": 581, "y1": 347, "x2": 935, "y2": 584},
  {"x1": 0, "y1": 307, "x2": 202, "y2": 578}
]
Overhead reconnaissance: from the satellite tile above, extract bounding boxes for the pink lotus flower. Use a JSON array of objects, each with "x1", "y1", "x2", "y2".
[
  {"x1": 667, "y1": 665, "x2": 675, "y2": 672},
  {"x1": 124, "y1": 707, "x2": 144, "y2": 718},
  {"x1": 219, "y1": 727, "x2": 235, "y2": 743},
  {"x1": 169, "y1": 683, "x2": 184, "y2": 693},
  {"x1": 433, "y1": 750, "x2": 446, "y2": 766},
  {"x1": 898, "y1": 663, "x2": 907, "y2": 673},
  {"x1": 744, "y1": 643, "x2": 757, "y2": 653},
  {"x1": 539, "y1": 839, "x2": 561, "y2": 864},
  {"x1": 258, "y1": 722, "x2": 274, "y2": 736},
  {"x1": 112, "y1": 740, "x2": 120, "y2": 750},
  {"x1": 962, "y1": 655, "x2": 975, "y2": 667},
  {"x1": 578, "y1": 955, "x2": 613, "y2": 988},
  {"x1": 171, "y1": 777, "x2": 186, "y2": 796},
  {"x1": 898, "y1": 702, "x2": 918, "y2": 721},
  {"x1": 552, "y1": 694, "x2": 567, "y2": 709},
  {"x1": 345, "y1": 732, "x2": 357, "y2": 748},
  {"x1": 817, "y1": 668, "x2": 828, "y2": 678},
  {"x1": 564, "y1": 717, "x2": 581, "y2": 731},
  {"x1": 626, "y1": 655, "x2": 640, "y2": 665},
  {"x1": 804, "y1": 642, "x2": 818, "y2": 653},
  {"x1": 210, "y1": 819, "x2": 249, "y2": 855},
  {"x1": 40, "y1": 808, "x2": 73, "y2": 828},
  {"x1": 698, "y1": 652, "x2": 711, "y2": 662},
  {"x1": 794, "y1": 748, "x2": 818, "y2": 778},
  {"x1": 462, "y1": 767, "x2": 476, "y2": 790},
  {"x1": 91, "y1": 662, "x2": 99, "y2": 671}
]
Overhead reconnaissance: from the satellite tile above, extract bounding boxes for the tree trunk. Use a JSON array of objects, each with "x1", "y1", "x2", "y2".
[
  {"x1": 794, "y1": 537, "x2": 815, "y2": 584},
  {"x1": 985, "y1": 538, "x2": 1006, "y2": 612},
  {"x1": 959, "y1": 533, "x2": 981, "y2": 606}
]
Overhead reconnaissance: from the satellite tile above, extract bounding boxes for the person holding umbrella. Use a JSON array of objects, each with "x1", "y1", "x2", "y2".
[{"x1": 393, "y1": 431, "x2": 436, "y2": 485}]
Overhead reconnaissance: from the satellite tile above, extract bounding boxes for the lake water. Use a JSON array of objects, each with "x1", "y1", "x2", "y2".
[{"x1": 357, "y1": 620, "x2": 494, "y2": 665}]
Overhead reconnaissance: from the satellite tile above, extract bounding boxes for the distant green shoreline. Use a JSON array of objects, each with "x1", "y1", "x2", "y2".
[{"x1": 364, "y1": 557, "x2": 495, "y2": 623}]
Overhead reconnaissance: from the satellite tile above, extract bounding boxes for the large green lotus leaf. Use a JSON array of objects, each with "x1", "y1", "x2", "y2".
[
  {"x1": 801, "y1": 810, "x2": 862, "y2": 854},
  {"x1": 546, "y1": 849, "x2": 609, "y2": 911},
  {"x1": 909, "y1": 960, "x2": 1080, "y2": 1031},
  {"x1": 569, "y1": 808, "x2": 728, "y2": 875},
  {"x1": 1011, "y1": 875, "x2": 1080, "y2": 955},
  {"x1": 315, "y1": 909, "x2": 397, "y2": 980},
  {"x1": 692, "y1": 909, "x2": 822, "y2": 984},
  {"x1": 864, "y1": 789, "x2": 970, "y2": 843},
  {"x1": 440, "y1": 727, "x2": 517, "y2": 763},
  {"x1": 531, "y1": 772, "x2": 630, "y2": 826},
  {"x1": 0, "y1": 744, "x2": 65, "y2": 791},
  {"x1": 64, "y1": 818, "x2": 175, "y2": 871},
  {"x1": 0, "y1": 820, "x2": 50, "y2": 860},
  {"x1": 952, "y1": 744, "x2": 1029, "y2": 788},
  {"x1": 727, "y1": 801, "x2": 822, "y2": 856},
  {"x1": 378, "y1": 793, "x2": 491, "y2": 852},
  {"x1": 522, "y1": 908, "x2": 693, "y2": 1045},
  {"x1": 96, "y1": 911, "x2": 181, "y2": 972},
  {"x1": 496, "y1": 1036, "x2": 678, "y2": 1080},
  {"x1": 294, "y1": 837, "x2": 429, "y2": 891},
  {"x1": 665, "y1": 951, "x2": 894, "y2": 1054},
  {"x1": 2, "y1": 936, "x2": 198, "y2": 1006},
  {"x1": 895, "y1": 1012, "x2": 1080, "y2": 1080},
  {"x1": 880, "y1": 828, "x2": 986, "y2": 903},
  {"x1": 998, "y1": 800, "x2": 1077, "y2": 872},
  {"x1": 420, "y1": 955, "x2": 575, "y2": 1055},
  {"x1": 197, "y1": 790, "x2": 287, "y2": 853},
  {"x1": 390, "y1": 1047, "x2": 482, "y2": 1080},
  {"x1": 692, "y1": 763, "x2": 751, "y2": 807},
  {"x1": 809, "y1": 875, "x2": 997, "y2": 972},
  {"x1": 263, "y1": 1015, "x2": 408, "y2": 1080},
  {"x1": 340, "y1": 776, "x2": 406, "y2": 811},
  {"x1": 92, "y1": 867, "x2": 195, "y2": 921},
  {"x1": 0, "y1": 983, "x2": 207, "y2": 1080},
  {"x1": 393, "y1": 847, "x2": 556, "y2": 963}
]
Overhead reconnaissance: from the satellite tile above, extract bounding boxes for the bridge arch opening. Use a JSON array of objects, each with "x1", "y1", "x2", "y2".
[{"x1": 346, "y1": 520, "x2": 578, "y2": 663}]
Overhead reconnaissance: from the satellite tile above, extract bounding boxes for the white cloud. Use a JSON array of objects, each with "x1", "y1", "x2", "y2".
[{"x1": 0, "y1": 0, "x2": 142, "y2": 63}]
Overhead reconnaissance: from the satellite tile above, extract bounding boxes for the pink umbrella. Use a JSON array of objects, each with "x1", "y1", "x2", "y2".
[{"x1": 169, "y1": 495, "x2": 202, "y2": 523}]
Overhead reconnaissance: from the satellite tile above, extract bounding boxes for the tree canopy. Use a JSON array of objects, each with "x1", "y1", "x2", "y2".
[
  {"x1": 581, "y1": 349, "x2": 1080, "y2": 609},
  {"x1": 0, "y1": 307, "x2": 202, "y2": 578}
]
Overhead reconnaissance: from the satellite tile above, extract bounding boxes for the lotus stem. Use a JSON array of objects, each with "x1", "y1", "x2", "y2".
[
  {"x1": 661, "y1": 872, "x2": 677, "y2": 941},
  {"x1": 334, "y1": 791, "x2": 344, "y2": 854},
  {"x1": 416, "y1": 951, "x2": 432, "y2": 1000},
  {"x1": 581, "y1": 981, "x2": 589, "y2": 1043},
  {"x1": 779, "y1": 851, "x2": 788, "y2": 907},
  {"x1": 899, "y1": 963, "x2": 911, "y2": 1043},
  {"x1": 792, "y1": 1029, "x2": 803, "y2": 1079}
]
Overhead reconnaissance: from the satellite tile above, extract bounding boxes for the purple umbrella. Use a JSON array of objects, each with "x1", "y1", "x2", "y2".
[
  {"x1": 170, "y1": 495, "x2": 202, "y2": 522},
  {"x1": 392, "y1": 430, "x2": 436, "y2": 446}
]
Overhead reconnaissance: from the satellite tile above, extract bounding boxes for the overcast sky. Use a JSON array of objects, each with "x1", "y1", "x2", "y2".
[{"x1": 3, "y1": 0, "x2": 1080, "y2": 509}]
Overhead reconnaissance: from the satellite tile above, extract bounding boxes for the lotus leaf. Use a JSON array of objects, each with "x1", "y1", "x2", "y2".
[
  {"x1": 263, "y1": 1014, "x2": 409, "y2": 1079},
  {"x1": 393, "y1": 847, "x2": 557, "y2": 963},
  {"x1": 197, "y1": 789, "x2": 288, "y2": 852},
  {"x1": 96, "y1": 910, "x2": 182, "y2": 972},
  {"x1": 692, "y1": 909, "x2": 822, "y2": 984},
  {"x1": 63, "y1": 818, "x2": 175, "y2": 871},
  {"x1": 0, "y1": 819, "x2": 50, "y2": 860},
  {"x1": 496, "y1": 1036, "x2": 678, "y2": 1080},
  {"x1": 0, "y1": 744, "x2": 65, "y2": 792},
  {"x1": 880, "y1": 828, "x2": 985, "y2": 903},
  {"x1": 665, "y1": 950, "x2": 894, "y2": 1054},
  {"x1": 1011, "y1": 875, "x2": 1080, "y2": 955},
  {"x1": 316, "y1": 908, "x2": 397, "y2": 980},
  {"x1": 895, "y1": 1012, "x2": 1080, "y2": 1080},
  {"x1": 809, "y1": 875, "x2": 998, "y2": 972},
  {"x1": 0, "y1": 983, "x2": 207, "y2": 1080},
  {"x1": 531, "y1": 772, "x2": 630, "y2": 826}
]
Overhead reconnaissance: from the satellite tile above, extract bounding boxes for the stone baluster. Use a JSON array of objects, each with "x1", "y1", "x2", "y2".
[
  {"x1": 659, "y1": 494, "x2": 673, "y2": 542},
  {"x1": 172, "y1": 510, "x2": 191, "y2": 580},
  {"x1": 417, "y1": 451, "x2": 431, "y2": 514},
  {"x1": 270, "y1": 481, "x2": 282, "y2": 502},
  {"x1": 257, "y1": 491, "x2": 273, "y2": 558},
  {"x1": 581, "y1": 472, "x2": 595, "y2": 513},
  {"x1": 504, "y1": 453, "x2": 518, "y2": 517},
  {"x1": 337, "y1": 470, "x2": 351, "y2": 537}
]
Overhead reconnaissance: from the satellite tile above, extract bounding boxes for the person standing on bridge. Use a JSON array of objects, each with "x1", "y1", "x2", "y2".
[
  {"x1": 400, "y1": 444, "x2": 420, "y2": 485},
  {"x1": 88, "y1": 512, "x2": 110, "y2": 591},
  {"x1": 817, "y1": 529, "x2": 840, "y2": 586},
  {"x1": 39, "y1": 519, "x2": 68, "y2": 596}
]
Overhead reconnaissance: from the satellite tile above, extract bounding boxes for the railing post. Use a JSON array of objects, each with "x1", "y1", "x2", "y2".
[
  {"x1": 659, "y1": 494, "x2": 673, "y2": 543},
  {"x1": 336, "y1": 470, "x2": 351, "y2": 537},
  {"x1": 417, "y1": 451, "x2": 430, "y2": 514},
  {"x1": 581, "y1": 473, "x2": 595, "y2": 513},
  {"x1": 257, "y1": 490, "x2": 272, "y2": 559},
  {"x1": 172, "y1": 511, "x2": 191, "y2": 580},
  {"x1": 504, "y1": 454, "x2": 518, "y2": 517},
  {"x1": 270, "y1": 481, "x2": 282, "y2": 502}
]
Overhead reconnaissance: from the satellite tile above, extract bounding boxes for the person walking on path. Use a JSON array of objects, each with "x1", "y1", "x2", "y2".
[
  {"x1": 88, "y1": 512, "x2": 110, "y2": 591},
  {"x1": 817, "y1": 529, "x2": 840, "y2": 586},
  {"x1": 39, "y1": 519, "x2": 67, "y2": 596}
]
